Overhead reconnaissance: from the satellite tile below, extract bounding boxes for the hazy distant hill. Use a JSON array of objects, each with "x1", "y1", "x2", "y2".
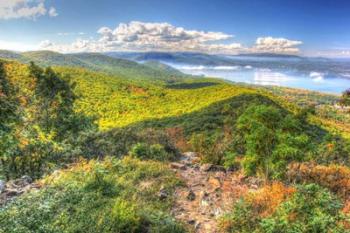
[
  {"x1": 236, "y1": 53, "x2": 303, "y2": 59},
  {"x1": 106, "y1": 51, "x2": 234, "y2": 65},
  {"x1": 0, "y1": 50, "x2": 187, "y2": 81},
  {"x1": 107, "y1": 51, "x2": 350, "y2": 78}
]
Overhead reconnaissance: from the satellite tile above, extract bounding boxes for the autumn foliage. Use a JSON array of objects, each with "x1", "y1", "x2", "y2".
[
  {"x1": 245, "y1": 182, "x2": 296, "y2": 217},
  {"x1": 287, "y1": 162, "x2": 350, "y2": 199}
]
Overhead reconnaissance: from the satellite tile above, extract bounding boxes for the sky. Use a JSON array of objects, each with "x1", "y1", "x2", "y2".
[{"x1": 0, "y1": 0, "x2": 350, "y2": 57}]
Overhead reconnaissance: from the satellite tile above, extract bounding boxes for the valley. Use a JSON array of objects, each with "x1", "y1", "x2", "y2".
[{"x1": 0, "y1": 51, "x2": 350, "y2": 232}]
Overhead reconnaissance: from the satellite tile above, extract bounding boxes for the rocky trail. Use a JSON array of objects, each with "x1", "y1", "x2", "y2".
[{"x1": 170, "y1": 152, "x2": 262, "y2": 233}]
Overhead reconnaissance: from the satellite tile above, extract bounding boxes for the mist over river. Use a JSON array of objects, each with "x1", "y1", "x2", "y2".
[{"x1": 172, "y1": 64, "x2": 350, "y2": 94}]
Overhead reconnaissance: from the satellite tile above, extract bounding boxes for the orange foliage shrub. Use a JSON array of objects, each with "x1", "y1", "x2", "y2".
[
  {"x1": 246, "y1": 182, "x2": 295, "y2": 217},
  {"x1": 344, "y1": 200, "x2": 350, "y2": 214},
  {"x1": 166, "y1": 127, "x2": 190, "y2": 151},
  {"x1": 287, "y1": 162, "x2": 350, "y2": 199},
  {"x1": 342, "y1": 201, "x2": 350, "y2": 229}
]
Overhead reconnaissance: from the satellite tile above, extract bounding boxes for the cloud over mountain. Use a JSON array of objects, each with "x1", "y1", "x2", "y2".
[
  {"x1": 0, "y1": 0, "x2": 57, "y2": 20},
  {"x1": 252, "y1": 37, "x2": 303, "y2": 53},
  {"x1": 39, "y1": 21, "x2": 302, "y2": 54}
]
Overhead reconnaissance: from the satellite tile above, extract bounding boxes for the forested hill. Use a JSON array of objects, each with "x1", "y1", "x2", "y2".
[
  {"x1": 1, "y1": 58, "x2": 350, "y2": 232},
  {"x1": 0, "y1": 50, "x2": 187, "y2": 82}
]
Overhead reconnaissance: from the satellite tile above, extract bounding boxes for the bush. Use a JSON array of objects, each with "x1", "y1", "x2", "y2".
[
  {"x1": 316, "y1": 135, "x2": 350, "y2": 166},
  {"x1": 220, "y1": 183, "x2": 350, "y2": 233},
  {"x1": 81, "y1": 128, "x2": 179, "y2": 160},
  {"x1": 130, "y1": 143, "x2": 173, "y2": 161},
  {"x1": 236, "y1": 104, "x2": 310, "y2": 179},
  {"x1": 0, "y1": 157, "x2": 185, "y2": 233},
  {"x1": 287, "y1": 162, "x2": 350, "y2": 199}
]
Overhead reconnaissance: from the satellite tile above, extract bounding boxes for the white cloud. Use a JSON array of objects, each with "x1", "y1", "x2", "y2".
[
  {"x1": 38, "y1": 21, "x2": 303, "y2": 55},
  {"x1": 96, "y1": 21, "x2": 241, "y2": 54},
  {"x1": 0, "y1": 0, "x2": 57, "y2": 20},
  {"x1": 39, "y1": 39, "x2": 54, "y2": 48},
  {"x1": 41, "y1": 21, "x2": 243, "y2": 54},
  {"x1": 251, "y1": 37, "x2": 303, "y2": 53},
  {"x1": 48, "y1": 7, "x2": 58, "y2": 17}
]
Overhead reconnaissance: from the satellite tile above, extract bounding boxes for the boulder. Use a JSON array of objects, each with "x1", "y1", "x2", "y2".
[{"x1": 170, "y1": 162, "x2": 187, "y2": 170}]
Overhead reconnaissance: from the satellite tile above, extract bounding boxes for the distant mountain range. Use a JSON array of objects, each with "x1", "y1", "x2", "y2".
[
  {"x1": 107, "y1": 51, "x2": 350, "y2": 79},
  {"x1": 1, "y1": 50, "x2": 349, "y2": 80},
  {"x1": 0, "y1": 50, "x2": 186, "y2": 81}
]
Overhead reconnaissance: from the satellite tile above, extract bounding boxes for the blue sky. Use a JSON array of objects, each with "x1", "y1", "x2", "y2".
[{"x1": 1, "y1": 0, "x2": 350, "y2": 57}]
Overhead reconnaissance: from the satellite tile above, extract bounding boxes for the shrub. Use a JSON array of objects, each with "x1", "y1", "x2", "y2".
[
  {"x1": 287, "y1": 162, "x2": 350, "y2": 199},
  {"x1": 220, "y1": 183, "x2": 350, "y2": 233},
  {"x1": 316, "y1": 135, "x2": 350, "y2": 166},
  {"x1": 190, "y1": 131, "x2": 230, "y2": 164},
  {"x1": 82, "y1": 127, "x2": 179, "y2": 160},
  {"x1": 129, "y1": 143, "x2": 173, "y2": 161},
  {"x1": 236, "y1": 104, "x2": 310, "y2": 179}
]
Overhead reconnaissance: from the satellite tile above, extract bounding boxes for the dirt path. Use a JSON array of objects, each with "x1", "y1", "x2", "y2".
[{"x1": 170, "y1": 152, "x2": 261, "y2": 233}]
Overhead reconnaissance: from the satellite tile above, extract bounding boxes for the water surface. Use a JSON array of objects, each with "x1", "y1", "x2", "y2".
[{"x1": 174, "y1": 65, "x2": 350, "y2": 94}]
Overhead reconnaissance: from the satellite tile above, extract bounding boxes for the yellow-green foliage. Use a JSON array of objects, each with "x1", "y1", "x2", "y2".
[
  {"x1": 1, "y1": 60, "x2": 304, "y2": 131},
  {"x1": 56, "y1": 66, "x2": 257, "y2": 129}
]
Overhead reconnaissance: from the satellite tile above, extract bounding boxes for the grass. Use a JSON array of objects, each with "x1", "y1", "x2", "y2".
[{"x1": 0, "y1": 157, "x2": 185, "y2": 233}]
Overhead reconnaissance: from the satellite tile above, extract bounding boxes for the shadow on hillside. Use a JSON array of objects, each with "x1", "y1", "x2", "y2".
[
  {"x1": 83, "y1": 93, "x2": 328, "y2": 158},
  {"x1": 165, "y1": 82, "x2": 218, "y2": 89}
]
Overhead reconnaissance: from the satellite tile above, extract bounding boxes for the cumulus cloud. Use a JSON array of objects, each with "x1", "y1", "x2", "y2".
[
  {"x1": 0, "y1": 0, "x2": 57, "y2": 20},
  {"x1": 95, "y1": 21, "x2": 241, "y2": 53},
  {"x1": 251, "y1": 37, "x2": 303, "y2": 53},
  {"x1": 39, "y1": 21, "x2": 303, "y2": 55},
  {"x1": 40, "y1": 21, "x2": 243, "y2": 54}
]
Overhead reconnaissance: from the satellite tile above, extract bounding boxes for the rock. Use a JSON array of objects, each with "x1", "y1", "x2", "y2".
[
  {"x1": 6, "y1": 189, "x2": 23, "y2": 197},
  {"x1": 226, "y1": 163, "x2": 240, "y2": 172},
  {"x1": 170, "y1": 162, "x2": 186, "y2": 170},
  {"x1": 194, "y1": 222, "x2": 201, "y2": 230},
  {"x1": 187, "y1": 190, "x2": 196, "y2": 201},
  {"x1": 21, "y1": 175, "x2": 32, "y2": 184},
  {"x1": 188, "y1": 219, "x2": 196, "y2": 225},
  {"x1": 183, "y1": 152, "x2": 198, "y2": 158},
  {"x1": 0, "y1": 180, "x2": 5, "y2": 193},
  {"x1": 11, "y1": 175, "x2": 32, "y2": 187},
  {"x1": 180, "y1": 152, "x2": 199, "y2": 165},
  {"x1": 158, "y1": 187, "x2": 168, "y2": 200},
  {"x1": 208, "y1": 177, "x2": 221, "y2": 190},
  {"x1": 200, "y1": 191, "x2": 209, "y2": 198},
  {"x1": 200, "y1": 163, "x2": 213, "y2": 172},
  {"x1": 200, "y1": 163, "x2": 226, "y2": 172},
  {"x1": 212, "y1": 165, "x2": 226, "y2": 172}
]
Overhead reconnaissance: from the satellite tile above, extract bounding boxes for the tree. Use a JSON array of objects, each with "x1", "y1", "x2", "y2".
[
  {"x1": 29, "y1": 62, "x2": 95, "y2": 141},
  {"x1": 1, "y1": 62, "x2": 96, "y2": 179},
  {"x1": 340, "y1": 88, "x2": 350, "y2": 109},
  {"x1": 0, "y1": 61, "x2": 20, "y2": 179}
]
